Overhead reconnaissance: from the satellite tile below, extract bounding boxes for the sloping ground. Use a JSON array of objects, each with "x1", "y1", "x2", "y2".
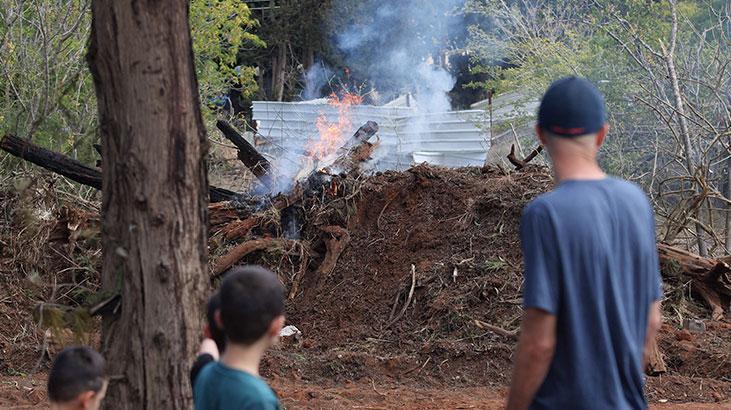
[
  {"x1": 1, "y1": 164, "x2": 730, "y2": 408},
  {"x1": 263, "y1": 165, "x2": 549, "y2": 387}
]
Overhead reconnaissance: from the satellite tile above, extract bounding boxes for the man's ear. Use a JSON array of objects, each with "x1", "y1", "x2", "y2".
[
  {"x1": 214, "y1": 309, "x2": 224, "y2": 330},
  {"x1": 596, "y1": 123, "x2": 609, "y2": 147},
  {"x1": 78, "y1": 390, "x2": 95, "y2": 409},
  {"x1": 269, "y1": 315, "x2": 285, "y2": 339},
  {"x1": 535, "y1": 124, "x2": 547, "y2": 146},
  {"x1": 203, "y1": 324, "x2": 213, "y2": 339}
]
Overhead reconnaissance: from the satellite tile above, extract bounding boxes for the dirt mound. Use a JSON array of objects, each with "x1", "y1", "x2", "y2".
[
  {"x1": 2, "y1": 164, "x2": 730, "y2": 406},
  {"x1": 257, "y1": 165, "x2": 548, "y2": 383}
]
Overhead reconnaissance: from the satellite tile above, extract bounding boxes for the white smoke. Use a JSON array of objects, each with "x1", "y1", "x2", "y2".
[
  {"x1": 333, "y1": 0, "x2": 463, "y2": 110},
  {"x1": 301, "y1": 61, "x2": 333, "y2": 101}
]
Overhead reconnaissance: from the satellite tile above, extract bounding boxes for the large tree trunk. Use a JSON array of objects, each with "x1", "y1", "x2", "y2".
[{"x1": 87, "y1": 1, "x2": 208, "y2": 408}]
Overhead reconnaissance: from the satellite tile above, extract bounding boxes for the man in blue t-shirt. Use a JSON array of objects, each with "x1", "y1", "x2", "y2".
[
  {"x1": 506, "y1": 77, "x2": 663, "y2": 410},
  {"x1": 194, "y1": 266, "x2": 284, "y2": 410}
]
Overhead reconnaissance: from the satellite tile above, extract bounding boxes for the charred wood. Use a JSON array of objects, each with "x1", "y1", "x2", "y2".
[{"x1": 216, "y1": 120, "x2": 272, "y2": 188}]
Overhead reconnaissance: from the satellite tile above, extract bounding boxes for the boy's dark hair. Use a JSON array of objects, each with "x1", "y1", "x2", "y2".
[
  {"x1": 206, "y1": 291, "x2": 226, "y2": 352},
  {"x1": 48, "y1": 346, "x2": 105, "y2": 403},
  {"x1": 220, "y1": 265, "x2": 284, "y2": 345}
]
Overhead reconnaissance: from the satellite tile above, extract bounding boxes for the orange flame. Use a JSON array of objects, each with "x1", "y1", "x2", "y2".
[{"x1": 309, "y1": 92, "x2": 363, "y2": 160}]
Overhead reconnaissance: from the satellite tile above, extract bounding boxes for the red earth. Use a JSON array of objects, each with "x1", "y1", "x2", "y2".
[{"x1": 1, "y1": 165, "x2": 729, "y2": 408}]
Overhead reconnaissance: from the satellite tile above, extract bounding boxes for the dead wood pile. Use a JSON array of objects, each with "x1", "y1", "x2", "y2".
[{"x1": 3, "y1": 127, "x2": 730, "y2": 352}]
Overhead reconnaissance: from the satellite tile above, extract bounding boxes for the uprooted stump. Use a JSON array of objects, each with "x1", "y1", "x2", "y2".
[
  {"x1": 314, "y1": 226, "x2": 351, "y2": 279},
  {"x1": 658, "y1": 243, "x2": 731, "y2": 320}
]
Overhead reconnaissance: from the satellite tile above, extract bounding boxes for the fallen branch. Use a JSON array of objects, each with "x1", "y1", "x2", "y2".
[
  {"x1": 212, "y1": 187, "x2": 306, "y2": 242},
  {"x1": 474, "y1": 319, "x2": 519, "y2": 340},
  {"x1": 1, "y1": 134, "x2": 239, "y2": 203},
  {"x1": 218, "y1": 217, "x2": 261, "y2": 242},
  {"x1": 2, "y1": 134, "x2": 102, "y2": 189},
  {"x1": 212, "y1": 238, "x2": 298, "y2": 278},
  {"x1": 507, "y1": 144, "x2": 543, "y2": 170}
]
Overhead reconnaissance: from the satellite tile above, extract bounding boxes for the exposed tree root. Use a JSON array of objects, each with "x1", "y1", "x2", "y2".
[
  {"x1": 212, "y1": 238, "x2": 299, "y2": 278},
  {"x1": 658, "y1": 243, "x2": 731, "y2": 320}
]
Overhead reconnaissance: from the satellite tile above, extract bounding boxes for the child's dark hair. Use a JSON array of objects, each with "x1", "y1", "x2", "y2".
[
  {"x1": 48, "y1": 346, "x2": 105, "y2": 403},
  {"x1": 206, "y1": 291, "x2": 226, "y2": 352},
  {"x1": 220, "y1": 265, "x2": 284, "y2": 345}
]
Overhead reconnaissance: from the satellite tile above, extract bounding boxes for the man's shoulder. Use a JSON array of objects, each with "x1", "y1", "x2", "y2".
[{"x1": 532, "y1": 177, "x2": 648, "y2": 207}]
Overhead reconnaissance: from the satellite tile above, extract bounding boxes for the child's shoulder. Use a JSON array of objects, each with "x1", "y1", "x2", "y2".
[{"x1": 201, "y1": 363, "x2": 279, "y2": 408}]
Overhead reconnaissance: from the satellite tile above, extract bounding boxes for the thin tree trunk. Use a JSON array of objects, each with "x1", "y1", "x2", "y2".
[
  {"x1": 87, "y1": 1, "x2": 208, "y2": 408},
  {"x1": 664, "y1": 0, "x2": 707, "y2": 256},
  {"x1": 273, "y1": 44, "x2": 287, "y2": 101}
]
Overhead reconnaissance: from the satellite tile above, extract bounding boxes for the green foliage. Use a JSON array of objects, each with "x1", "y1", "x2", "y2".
[
  {"x1": 0, "y1": 0, "x2": 265, "y2": 161},
  {"x1": 190, "y1": 0, "x2": 265, "y2": 112},
  {"x1": 467, "y1": 0, "x2": 731, "y2": 252},
  {"x1": 0, "y1": 0, "x2": 96, "y2": 161}
]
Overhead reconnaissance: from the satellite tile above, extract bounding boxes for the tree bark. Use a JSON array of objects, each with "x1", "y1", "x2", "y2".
[{"x1": 87, "y1": 1, "x2": 208, "y2": 408}]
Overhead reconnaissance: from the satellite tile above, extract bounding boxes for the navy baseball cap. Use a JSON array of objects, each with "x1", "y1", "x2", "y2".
[{"x1": 538, "y1": 76, "x2": 607, "y2": 137}]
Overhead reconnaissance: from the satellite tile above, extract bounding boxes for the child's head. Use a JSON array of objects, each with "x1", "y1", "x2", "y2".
[
  {"x1": 205, "y1": 291, "x2": 226, "y2": 352},
  {"x1": 48, "y1": 346, "x2": 107, "y2": 410},
  {"x1": 218, "y1": 265, "x2": 285, "y2": 347}
]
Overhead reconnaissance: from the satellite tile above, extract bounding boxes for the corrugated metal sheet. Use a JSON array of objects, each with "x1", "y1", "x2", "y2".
[{"x1": 252, "y1": 101, "x2": 490, "y2": 170}]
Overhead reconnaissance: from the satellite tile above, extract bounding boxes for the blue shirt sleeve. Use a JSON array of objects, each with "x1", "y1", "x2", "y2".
[{"x1": 521, "y1": 200, "x2": 561, "y2": 315}]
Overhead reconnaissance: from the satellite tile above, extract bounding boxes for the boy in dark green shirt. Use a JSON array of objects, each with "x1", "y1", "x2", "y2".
[{"x1": 194, "y1": 266, "x2": 285, "y2": 410}]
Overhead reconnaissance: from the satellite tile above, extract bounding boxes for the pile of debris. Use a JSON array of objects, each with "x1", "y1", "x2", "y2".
[{"x1": 1, "y1": 123, "x2": 730, "y2": 386}]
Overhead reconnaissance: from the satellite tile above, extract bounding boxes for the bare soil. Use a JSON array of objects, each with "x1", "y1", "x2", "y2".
[{"x1": 1, "y1": 164, "x2": 730, "y2": 408}]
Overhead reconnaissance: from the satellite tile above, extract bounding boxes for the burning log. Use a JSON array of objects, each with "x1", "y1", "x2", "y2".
[
  {"x1": 349, "y1": 121, "x2": 379, "y2": 145},
  {"x1": 329, "y1": 121, "x2": 380, "y2": 174},
  {"x1": 0, "y1": 134, "x2": 239, "y2": 203},
  {"x1": 658, "y1": 243, "x2": 731, "y2": 320},
  {"x1": 216, "y1": 120, "x2": 272, "y2": 188},
  {"x1": 507, "y1": 144, "x2": 543, "y2": 170},
  {"x1": 212, "y1": 186, "x2": 305, "y2": 242}
]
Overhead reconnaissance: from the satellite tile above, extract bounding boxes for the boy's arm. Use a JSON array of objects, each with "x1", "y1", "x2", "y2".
[
  {"x1": 190, "y1": 338, "x2": 219, "y2": 387},
  {"x1": 190, "y1": 353, "x2": 215, "y2": 387},
  {"x1": 506, "y1": 308, "x2": 557, "y2": 410}
]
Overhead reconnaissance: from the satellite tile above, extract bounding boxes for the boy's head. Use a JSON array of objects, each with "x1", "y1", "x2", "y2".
[
  {"x1": 218, "y1": 265, "x2": 285, "y2": 347},
  {"x1": 48, "y1": 346, "x2": 107, "y2": 410},
  {"x1": 205, "y1": 291, "x2": 226, "y2": 352}
]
